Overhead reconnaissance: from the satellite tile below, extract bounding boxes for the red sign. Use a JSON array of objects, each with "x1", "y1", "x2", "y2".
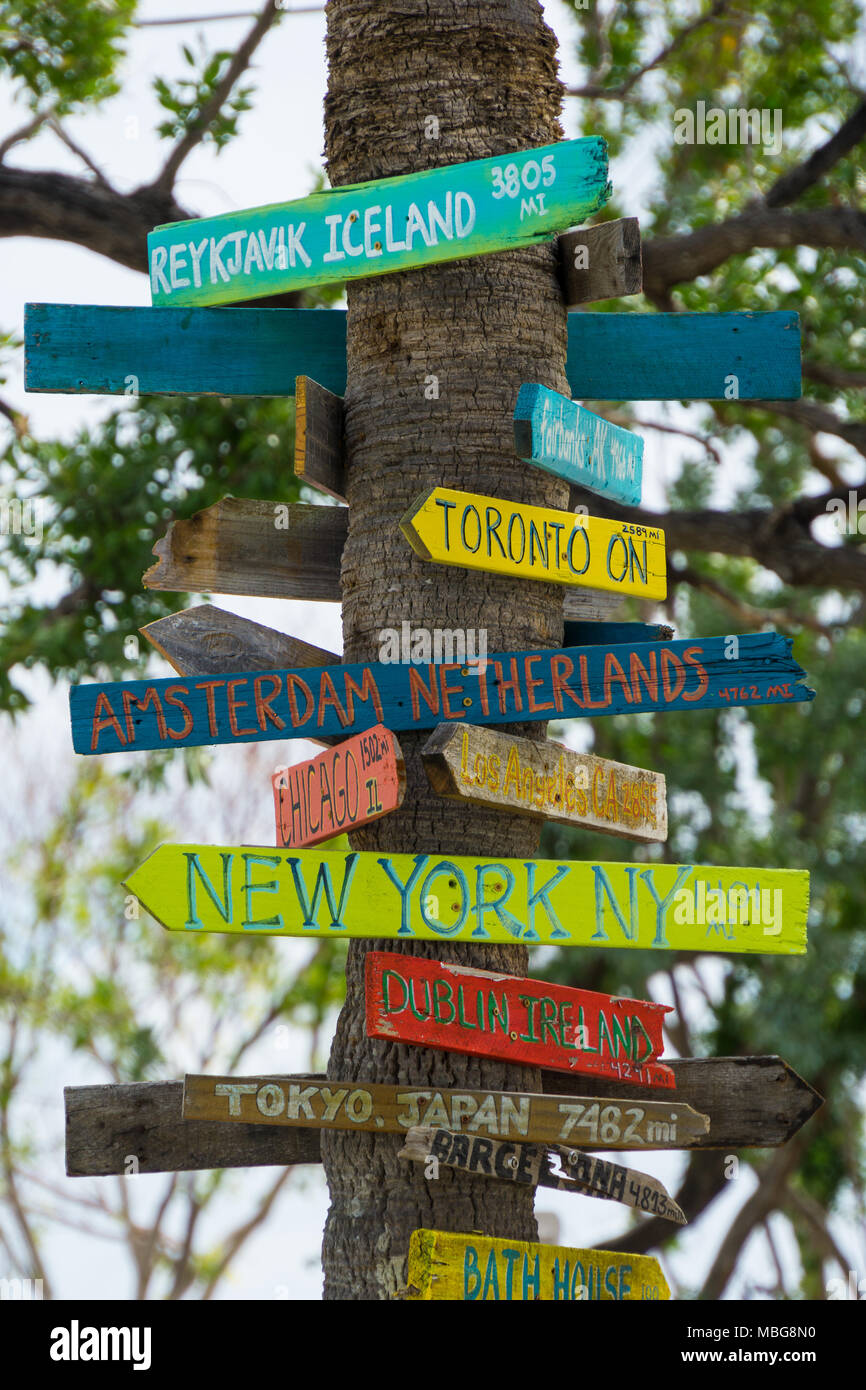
[
  {"x1": 365, "y1": 952, "x2": 674, "y2": 1089},
  {"x1": 273, "y1": 725, "x2": 405, "y2": 847}
]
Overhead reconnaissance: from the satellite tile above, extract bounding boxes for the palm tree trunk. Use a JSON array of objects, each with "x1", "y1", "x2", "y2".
[{"x1": 321, "y1": 0, "x2": 571, "y2": 1299}]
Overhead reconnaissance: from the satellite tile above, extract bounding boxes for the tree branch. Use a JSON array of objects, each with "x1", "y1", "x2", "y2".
[
  {"x1": 566, "y1": 0, "x2": 729, "y2": 100},
  {"x1": 199, "y1": 1167, "x2": 293, "y2": 1300},
  {"x1": 580, "y1": 0, "x2": 615, "y2": 90},
  {"x1": 783, "y1": 1182, "x2": 853, "y2": 1281},
  {"x1": 0, "y1": 166, "x2": 191, "y2": 270},
  {"x1": 803, "y1": 361, "x2": 866, "y2": 392},
  {"x1": 0, "y1": 395, "x2": 27, "y2": 437},
  {"x1": 755, "y1": 398, "x2": 866, "y2": 458},
  {"x1": 0, "y1": 107, "x2": 54, "y2": 163},
  {"x1": 47, "y1": 118, "x2": 111, "y2": 188},
  {"x1": 606, "y1": 411, "x2": 724, "y2": 466},
  {"x1": 151, "y1": 0, "x2": 281, "y2": 191},
  {"x1": 672, "y1": 559, "x2": 832, "y2": 634},
  {"x1": 135, "y1": 6, "x2": 323, "y2": 24},
  {"x1": 642, "y1": 205, "x2": 866, "y2": 303},
  {"x1": 699, "y1": 1138, "x2": 806, "y2": 1299},
  {"x1": 766, "y1": 98, "x2": 866, "y2": 208},
  {"x1": 570, "y1": 478, "x2": 866, "y2": 593},
  {"x1": 762, "y1": 1216, "x2": 787, "y2": 1296},
  {"x1": 166, "y1": 1180, "x2": 204, "y2": 1301}
]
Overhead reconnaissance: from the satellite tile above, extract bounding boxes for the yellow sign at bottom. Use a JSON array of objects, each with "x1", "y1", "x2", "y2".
[{"x1": 406, "y1": 1229, "x2": 669, "y2": 1302}]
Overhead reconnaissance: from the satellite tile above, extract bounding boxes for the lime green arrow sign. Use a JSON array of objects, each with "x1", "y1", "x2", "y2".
[
  {"x1": 125, "y1": 845, "x2": 808, "y2": 955},
  {"x1": 148, "y1": 138, "x2": 610, "y2": 306}
]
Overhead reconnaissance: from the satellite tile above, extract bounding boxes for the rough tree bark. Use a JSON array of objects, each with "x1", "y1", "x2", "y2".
[{"x1": 320, "y1": 0, "x2": 574, "y2": 1300}]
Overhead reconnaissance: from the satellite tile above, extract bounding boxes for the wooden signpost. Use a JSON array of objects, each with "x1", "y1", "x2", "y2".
[
  {"x1": 406, "y1": 1229, "x2": 670, "y2": 1301},
  {"x1": 273, "y1": 725, "x2": 405, "y2": 847},
  {"x1": 124, "y1": 844, "x2": 809, "y2": 953},
  {"x1": 24, "y1": 305, "x2": 802, "y2": 401},
  {"x1": 365, "y1": 952, "x2": 674, "y2": 1087},
  {"x1": 401, "y1": 486, "x2": 666, "y2": 598},
  {"x1": 142, "y1": 496, "x2": 345, "y2": 603},
  {"x1": 70, "y1": 631, "x2": 814, "y2": 754},
  {"x1": 25, "y1": 3, "x2": 822, "y2": 1307},
  {"x1": 513, "y1": 384, "x2": 643, "y2": 505},
  {"x1": 181, "y1": 1073, "x2": 709, "y2": 1148},
  {"x1": 294, "y1": 376, "x2": 346, "y2": 503},
  {"x1": 420, "y1": 722, "x2": 668, "y2": 843},
  {"x1": 64, "y1": 1058, "x2": 824, "y2": 1176},
  {"x1": 399, "y1": 1126, "x2": 686, "y2": 1224},
  {"x1": 147, "y1": 139, "x2": 611, "y2": 306}
]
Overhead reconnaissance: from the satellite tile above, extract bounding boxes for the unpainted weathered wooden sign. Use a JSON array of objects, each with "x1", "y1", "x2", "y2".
[
  {"x1": 141, "y1": 604, "x2": 339, "y2": 676},
  {"x1": 273, "y1": 724, "x2": 405, "y2": 847},
  {"x1": 558, "y1": 216, "x2": 641, "y2": 307},
  {"x1": 143, "y1": 496, "x2": 345, "y2": 602},
  {"x1": 406, "y1": 1229, "x2": 670, "y2": 1301},
  {"x1": 124, "y1": 845, "x2": 809, "y2": 954},
  {"x1": 513, "y1": 384, "x2": 643, "y2": 505},
  {"x1": 63, "y1": 1058, "x2": 825, "y2": 1176},
  {"x1": 181, "y1": 1074, "x2": 709, "y2": 1148},
  {"x1": 541, "y1": 1143, "x2": 686, "y2": 1223},
  {"x1": 148, "y1": 139, "x2": 610, "y2": 306},
  {"x1": 401, "y1": 486, "x2": 666, "y2": 598},
  {"x1": 421, "y1": 722, "x2": 667, "y2": 842},
  {"x1": 365, "y1": 952, "x2": 674, "y2": 1086},
  {"x1": 399, "y1": 1125, "x2": 686, "y2": 1224},
  {"x1": 69, "y1": 632, "x2": 814, "y2": 756}
]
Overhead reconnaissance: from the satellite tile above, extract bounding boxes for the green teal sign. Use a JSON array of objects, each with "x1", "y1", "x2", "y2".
[{"x1": 148, "y1": 139, "x2": 610, "y2": 306}]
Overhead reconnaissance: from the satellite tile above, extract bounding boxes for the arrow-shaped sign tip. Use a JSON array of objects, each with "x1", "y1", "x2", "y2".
[{"x1": 399, "y1": 488, "x2": 439, "y2": 560}]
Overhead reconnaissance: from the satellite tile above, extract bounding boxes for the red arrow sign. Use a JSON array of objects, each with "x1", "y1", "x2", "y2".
[
  {"x1": 365, "y1": 952, "x2": 674, "y2": 1089},
  {"x1": 273, "y1": 725, "x2": 405, "y2": 847}
]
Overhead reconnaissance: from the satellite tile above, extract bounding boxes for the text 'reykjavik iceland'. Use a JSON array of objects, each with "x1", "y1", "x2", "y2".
[{"x1": 148, "y1": 139, "x2": 610, "y2": 306}]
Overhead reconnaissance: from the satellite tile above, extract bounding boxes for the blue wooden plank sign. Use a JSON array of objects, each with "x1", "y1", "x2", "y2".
[
  {"x1": 514, "y1": 384, "x2": 643, "y2": 505},
  {"x1": 569, "y1": 311, "x2": 802, "y2": 401},
  {"x1": 69, "y1": 632, "x2": 814, "y2": 756},
  {"x1": 563, "y1": 621, "x2": 673, "y2": 647},
  {"x1": 147, "y1": 139, "x2": 610, "y2": 306},
  {"x1": 24, "y1": 305, "x2": 348, "y2": 399},
  {"x1": 24, "y1": 307, "x2": 802, "y2": 402}
]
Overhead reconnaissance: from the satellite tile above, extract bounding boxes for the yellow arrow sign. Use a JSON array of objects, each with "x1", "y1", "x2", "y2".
[
  {"x1": 407, "y1": 1229, "x2": 669, "y2": 1301},
  {"x1": 400, "y1": 486, "x2": 666, "y2": 598}
]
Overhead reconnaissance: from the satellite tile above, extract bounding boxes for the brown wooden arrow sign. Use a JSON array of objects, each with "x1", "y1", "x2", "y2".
[
  {"x1": 558, "y1": 217, "x2": 641, "y2": 308},
  {"x1": 181, "y1": 1074, "x2": 710, "y2": 1149},
  {"x1": 64, "y1": 1058, "x2": 822, "y2": 1176}
]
